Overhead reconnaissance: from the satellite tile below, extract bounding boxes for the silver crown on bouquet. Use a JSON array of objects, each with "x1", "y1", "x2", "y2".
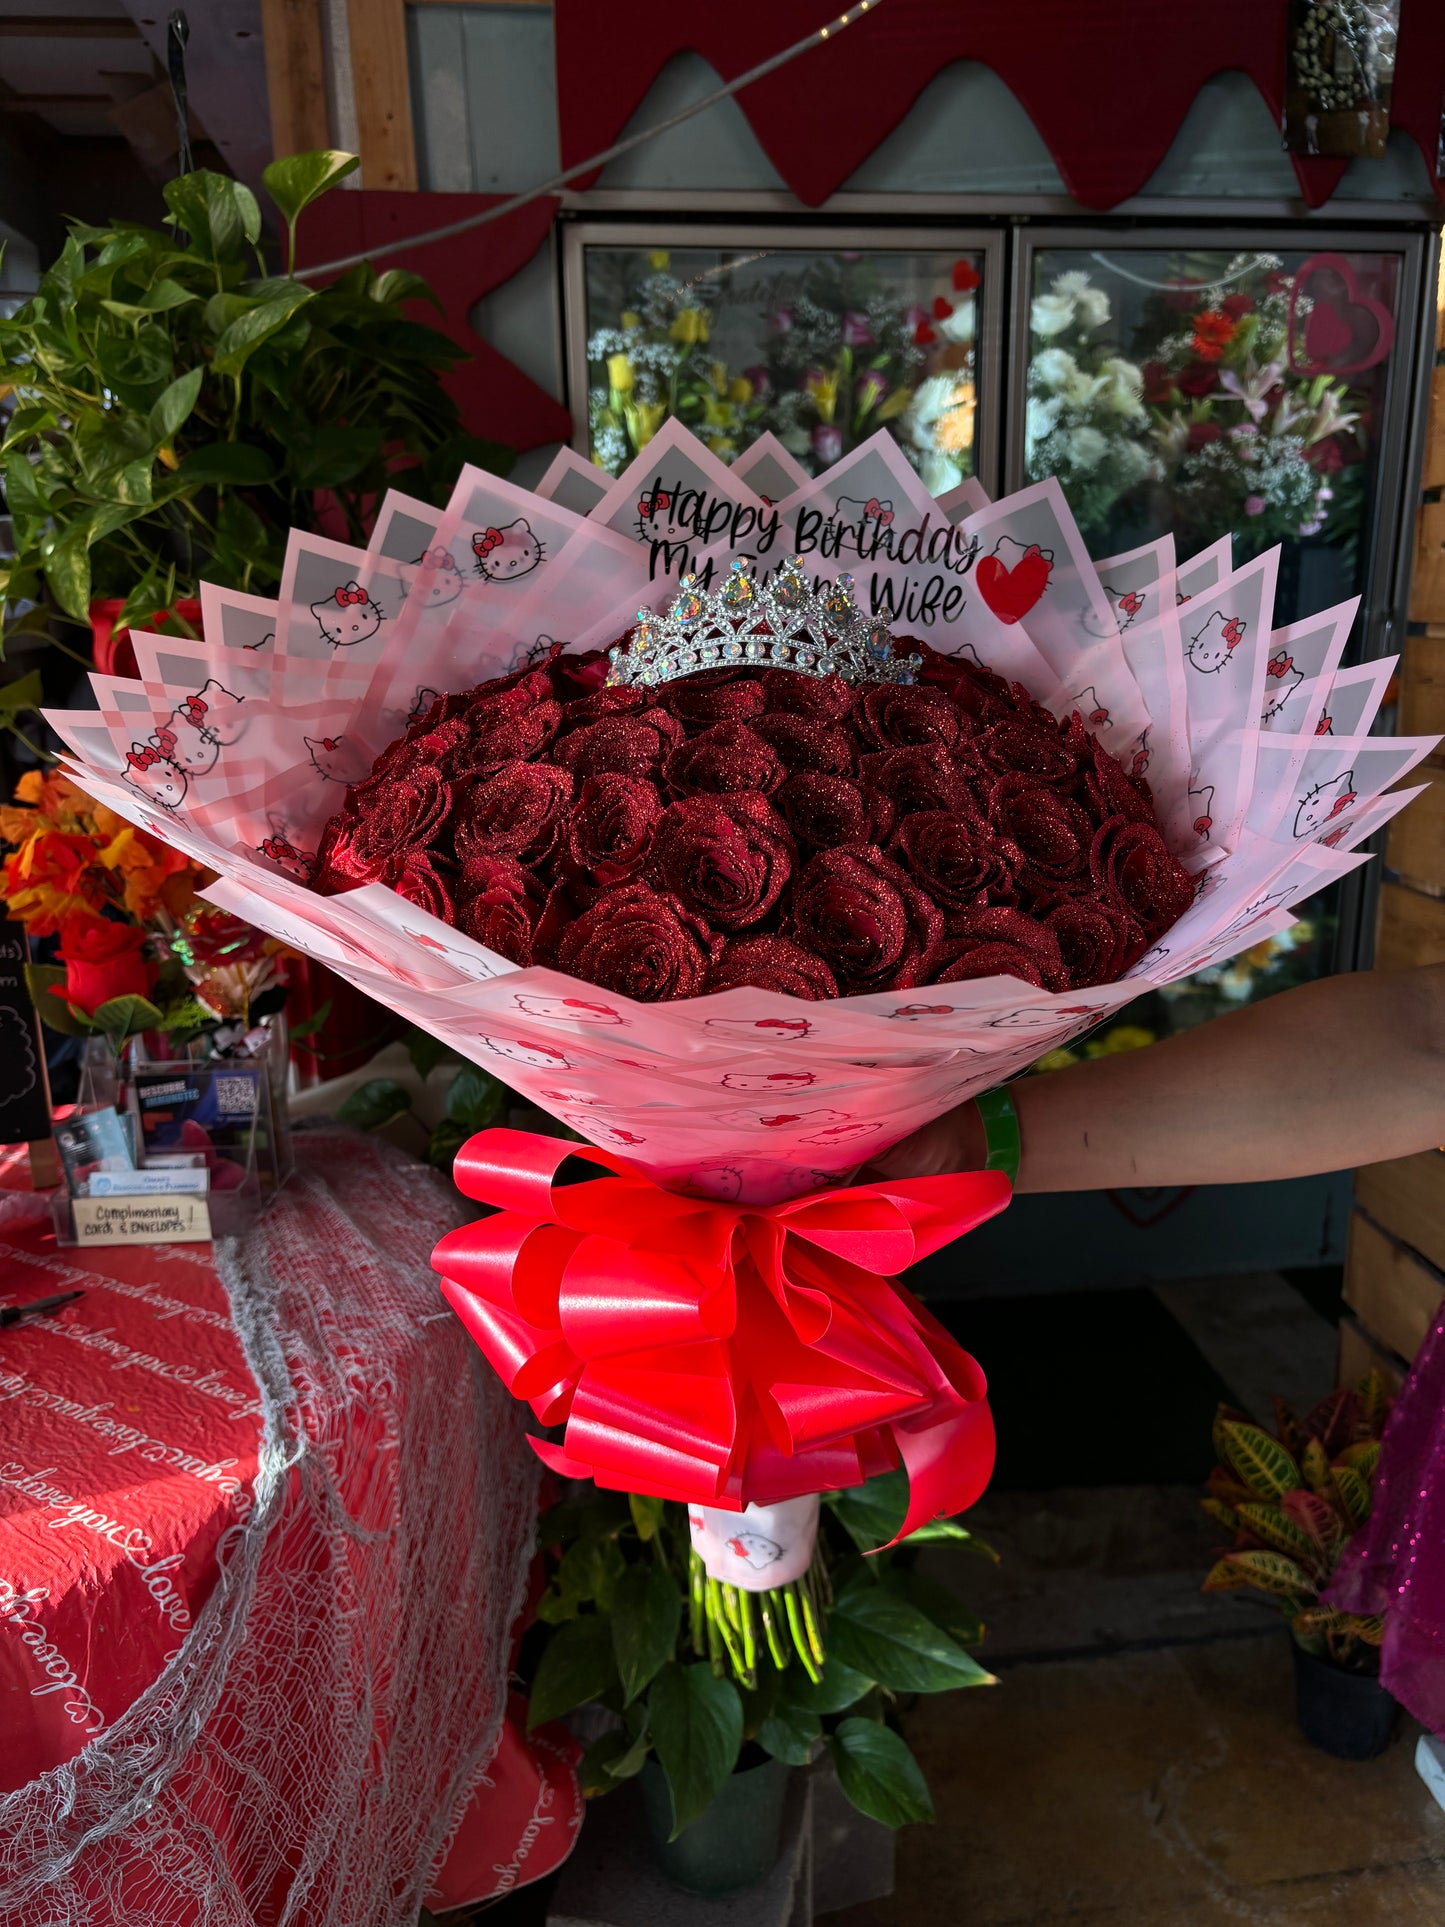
[{"x1": 606, "y1": 555, "x2": 921, "y2": 690}]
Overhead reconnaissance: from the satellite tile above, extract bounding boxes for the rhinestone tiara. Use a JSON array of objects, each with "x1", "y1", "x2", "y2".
[{"x1": 606, "y1": 555, "x2": 920, "y2": 690}]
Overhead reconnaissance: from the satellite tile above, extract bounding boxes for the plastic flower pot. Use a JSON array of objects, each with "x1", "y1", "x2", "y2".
[
  {"x1": 640, "y1": 1751, "x2": 792, "y2": 1896},
  {"x1": 1292, "y1": 1641, "x2": 1398, "y2": 1760},
  {"x1": 91, "y1": 598, "x2": 203, "y2": 680}
]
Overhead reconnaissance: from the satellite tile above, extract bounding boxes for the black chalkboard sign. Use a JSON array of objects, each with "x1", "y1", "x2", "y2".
[{"x1": 0, "y1": 919, "x2": 51, "y2": 1146}]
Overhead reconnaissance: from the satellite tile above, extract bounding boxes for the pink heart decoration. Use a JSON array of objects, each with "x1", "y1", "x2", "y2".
[
  {"x1": 976, "y1": 547, "x2": 1052, "y2": 625},
  {"x1": 1287, "y1": 253, "x2": 1395, "y2": 377}
]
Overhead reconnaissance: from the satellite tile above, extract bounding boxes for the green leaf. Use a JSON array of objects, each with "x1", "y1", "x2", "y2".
[
  {"x1": 283, "y1": 422, "x2": 378, "y2": 492},
  {"x1": 100, "y1": 278, "x2": 198, "y2": 320},
  {"x1": 1234, "y1": 1502, "x2": 1324, "y2": 1572},
  {"x1": 1330, "y1": 1463, "x2": 1371, "y2": 1532},
  {"x1": 785, "y1": 1658, "x2": 874, "y2": 1716},
  {"x1": 446, "y1": 1064, "x2": 507, "y2": 1132},
  {"x1": 90, "y1": 993, "x2": 163, "y2": 1043},
  {"x1": 647, "y1": 1663, "x2": 743, "y2": 1839},
  {"x1": 628, "y1": 1492, "x2": 666, "y2": 1542},
  {"x1": 148, "y1": 367, "x2": 205, "y2": 445},
  {"x1": 287, "y1": 996, "x2": 333, "y2": 1042},
  {"x1": 212, "y1": 288, "x2": 313, "y2": 377},
  {"x1": 1218, "y1": 1422, "x2": 1303, "y2": 1501},
  {"x1": 404, "y1": 1027, "x2": 456, "y2": 1081},
  {"x1": 555, "y1": 1534, "x2": 626, "y2": 1614},
  {"x1": 612, "y1": 1562, "x2": 681, "y2": 1706},
  {"x1": 0, "y1": 669, "x2": 43, "y2": 720},
  {"x1": 579, "y1": 1726, "x2": 650, "y2": 1794},
  {"x1": 883, "y1": 1568, "x2": 985, "y2": 1648},
  {"x1": 827, "y1": 1578, "x2": 995, "y2": 1694},
  {"x1": 426, "y1": 1118, "x2": 467, "y2": 1170},
  {"x1": 829, "y1": 1719, "x2": 934, "y2": 1828},
  {"x1": 824, "y1": 1469, "x2": 909, "y2": 1552},
  {"x1": 163, "y1": 169, "x2": 262, "y2": 260},
  {"x1": 175, "y1": 442, "x2": 278, "y2": 488},
  {"x1": 757, "y1": 1700, "x2": 821, "y2": 1767},
  {"x1": 528, "y1": 1614, "x2": 618, "y2": 1730},
  {"x1": 262, "y1": 150, "x2": 359, "y2": 227},
  {"x1": 1213, "y1": 1549, "x2": 1315, "y2": 1600},
  {"x1": 336, "y1": 1077, "x2": 412, "y2": 1131},
  {"x1": 25, "y1": 964, "x2": 92, "y2": 1037},
  {"x1": 43, "y1": 520, "x2": 94, "y2": 621},
  {"x1": 3, "y1": 452, "x2": 49, "y2": 520}
]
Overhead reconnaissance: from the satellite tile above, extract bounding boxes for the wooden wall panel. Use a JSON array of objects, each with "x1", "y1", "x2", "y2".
[
  {"x1": 346, "y1": 0, "x2": 418, "y2": 189},
  {"x1": 1385, "y1": 772, "x2": 1445, "y2": 893},
  {"x1": 1344, "y1": 1210, "x2": 1444, "y2": 1364},
  {"x1": 260, "y1": 0, "x2": 332, "y2": 160},
  {"x1": 1413, "y1": 500, "x2": 1445, "y2": 628},
  {"x1": 1376, "y1": 880, "x2": 1445, "y2": 969},
  {"x1": 1355, "y1": 1150, "x2": 1445, "y2": 1277},
  {"x1": 1336, "y1": 1313, "x2": 1407, "y2": 1396},
  {"x1": 1398, "y1": 634, "x2": 1445, "y2": 737}
]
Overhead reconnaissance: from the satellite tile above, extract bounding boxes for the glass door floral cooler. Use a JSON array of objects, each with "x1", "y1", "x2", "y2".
[{"x1": 564, "y1": 218, "x2": 1432, "y2": 1276}]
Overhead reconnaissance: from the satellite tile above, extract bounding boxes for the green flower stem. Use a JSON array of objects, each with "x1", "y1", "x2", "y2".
[
  {"x1": 689, "y1": 1554, "x2": 706, "y2": 1655},
  {"x1": 758, "y1": 1590, "x2": 789, "y2": 1671},
  {"x1": 783, "y1": 1585, "x2": 822, "y2": 1684}
]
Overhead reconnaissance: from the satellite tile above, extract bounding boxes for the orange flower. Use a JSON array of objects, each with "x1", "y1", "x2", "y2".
[
  {"x1": 1190, "y1": 310, "x2": 1237, "y2": 363},
  {"x1": 2, "y1": 830, "x2": 109, "y2": 935}
]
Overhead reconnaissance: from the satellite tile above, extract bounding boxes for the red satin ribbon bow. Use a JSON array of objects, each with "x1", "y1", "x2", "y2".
[{"x1": 433, "y1": 1128, "x2": 1010, "y2": 1538}]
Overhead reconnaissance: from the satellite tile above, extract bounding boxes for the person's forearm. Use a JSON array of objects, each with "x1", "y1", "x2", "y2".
[{"x1": 869, "y1": 965, "x2": 1445, "y2": 1190}]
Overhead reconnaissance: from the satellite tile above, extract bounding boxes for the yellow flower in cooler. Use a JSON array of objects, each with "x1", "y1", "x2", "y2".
[
  {"x1": 606, "y1": 353, "x2": 635, "y2": 394},
  {"x1": 727, "y1": 375, "x2": 753, "y2": 405},
  {"x1": 623, "y1": 399, "x2": 667, "y2": 449},
  {"x1": 669, "y1": 308, "x2": 710, "y2": 346},
  {"x1": 620, "y1": 310, "x2": 641, "y2": 330},
  {"x1": 804, "y1": 368, "x2": 838, "y2": 424},
  {"x1": 648, "y1": 250, "x2": 670, "y2": 270}
]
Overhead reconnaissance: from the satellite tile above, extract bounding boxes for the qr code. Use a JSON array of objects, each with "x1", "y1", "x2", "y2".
[{"x1": 215, "y1": 1075, "x2": 258, "y2": 1119}]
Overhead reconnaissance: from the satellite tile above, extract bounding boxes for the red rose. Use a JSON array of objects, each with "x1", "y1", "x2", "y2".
[
  {"x1": 561, "y1": 685, "x2": 647, "y2": 728},
  {"x1": 1221, "y1": 293, "x2": 1253, "y2": 319},
  {"x1": 710, "y1": 934, "x2": 839, "y2": 1000},
  {"x1": 760, "y1": 669, "x2": 854, "y2": 719},
  {"x1": 349, "y1": 766, "x2": 452, "y2": 867},
  {"x1": 456, "y1": 854, "x2": 543, "y2": 964},
  {"x1": 1041, "y1": 896, "x2": 1147, "y2": 987},
  {"x1": 565, "y1": 773, "x2": 663, "y2": 889},
  {"x1": 312, "y1": 813, "x2": 379, "y2": 892},
  {"x1": 391, "y1": 852, "x2": 456, "y2": 923},
  {"x1": 752, "y1": 713, "x2": 856, "y2": 777},
  {"x1": 888, "y1": 810, "x2": 1021, "y2": 924},
  {"x1": 554, "y1": 710, "x2": 683, "y2": 781},
  {"x1": 1141, "y1": 360, "x2": 1175, "y2": 406},
  {"x1": 976, "y1": 716, "x2": 1079, "y2": 785},
  {"x1": 1177, "y1": 364, "x2": 1218, "y2": 400},
  {"x1": 787, "y1": 843, "x2": 942, "y2": 993},
  {"x1": 664, "y1": 722, "x2": 785, "y2": 798},
  {"x1": 549, "y1": 648, "x2": 612, "y2": 698},
  {"x1": 934, "y1": 907, "x2": 1066, "y2": 992},
  {"x1": 1090, "y1": 817, "x2": 1195, "y2": 936},
  {"x1": 915, "y1": 644, "x2": 1014, "y2": 726},
  {"x1": 1185, "y1": 421, "x2": 1224, "y2": 454},
  {"x1": 555, "y1": 882, "x2": 717, "y2": 1002},
  {"x1": 451, "y1": 677, "x2": 560, "y2": 775},
  {"x1": 987, "y1": 775, "x2": 1093, "y2": 892},
  {"x1": 861, "y1": 746, "x2": 971, "y2": 826},
  {"x1": 1081, "y1": 741, "x2": 1154, "y2": 828},
  {"x1": 454, "y1": 760, "x2": 573, "y2": 867},
  {"x1": 856, "y1": 683, "x2": 961, "y2": 754},
  {"x1": 662, "y1": 669, "x2": 767, "y2": 730},
  {"x1": 774, "y1": 773, "x2": 874, "y2": 851},
  {"x1": 650, "y1": 793, "x2": 795, "y2": 931},
  {"x1": 54, "y1": 913, "x2": 153, "y2": 1015}
]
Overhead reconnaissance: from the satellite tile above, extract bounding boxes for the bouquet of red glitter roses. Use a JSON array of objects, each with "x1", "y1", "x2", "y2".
[{"x1": 45, "y1": 421, "x2": 1435, "y2": 1549}]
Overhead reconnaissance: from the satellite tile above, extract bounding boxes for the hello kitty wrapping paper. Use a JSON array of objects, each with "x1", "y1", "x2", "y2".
[{"x1": 46, "y1": 425, "x2": 1437, "y2": 1204}]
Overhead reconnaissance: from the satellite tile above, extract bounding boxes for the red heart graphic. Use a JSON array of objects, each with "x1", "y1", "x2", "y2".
[
  {"x1": 952, "y1": 259, "x2": 980, "y2": 293},
  {"x1": 913, "y1": 321, "x2": 937, "y2": 347},
  {"x1": 932, "y1": 296, "x2": 954, "y2": 321},
  {"x1": 976, "y1": 548, "x2": 1052, "y2": 624},
  {"x1": 1287, "y1": 253, "x2": 1395, "y2": 377}
]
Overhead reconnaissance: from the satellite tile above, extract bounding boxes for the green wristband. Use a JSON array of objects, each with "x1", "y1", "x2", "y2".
[{"x1": 974, "y1": 1086, "x2": 1021, "y2": 1187}]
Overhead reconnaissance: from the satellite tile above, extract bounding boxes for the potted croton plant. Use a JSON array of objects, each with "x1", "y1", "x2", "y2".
[
  {"x1": 1201, "y1": 1372, "x2": 1396, "y2": 1760},
  {"x1": 526, "y1": 1468, "x2": 994, "y2": 1897}
]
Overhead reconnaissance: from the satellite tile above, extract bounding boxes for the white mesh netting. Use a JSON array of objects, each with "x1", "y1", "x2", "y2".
[{"x1": 0, "y1": 1130, "x2": 542, "y2": 1927}]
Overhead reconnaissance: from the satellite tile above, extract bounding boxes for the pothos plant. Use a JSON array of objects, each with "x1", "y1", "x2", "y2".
[
  {"x1": 524, "y1": 1469, "x2": 995, "y2": 1838},
  {"x1": 1201, "y1": 1371, "x2": 1391, "y2": 1671},
  {"x1": 0, "y1": 151, "x2": 509, "y2": 672},
  {"x1": 337, "y1": 1026, "x2": 576, "y2": 1168}
]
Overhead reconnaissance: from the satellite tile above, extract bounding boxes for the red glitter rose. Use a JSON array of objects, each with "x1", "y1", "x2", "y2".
[
  {"x1": 987, "y1": 775, "x2": 1093, "y2": 892},
  {"x1": 554, "y1": 710, "x2": 683, "y2": 780},
  {"x1": 555, "y1": 882, "x2": 717, "y2": 1001},
  {"x1": 752, "y1": 713, "x2": 857, "y2": 778},
  {"x1": 1042, "y1": 895, "x2": 1148, "y2": 987},
  {"x1": 391, "y1": 851, "x2": 456, "y2": 923},
  {"x1": 710, "y1": 934, "x2": 839, "y2": 1000},
  {"x1": 349, "y1": 766, "x2": 452, "y2": 867},
  {"x1": 456, "y1": 854, "x2": 544, "y2": 963},
  {"x1": 856, "y1": 683, "x2": 961, "y2": 754},
  {"x1": 663, "y1": 722, "x2": 786, "y2": 798},
  {"x1": 861, "y1": 746, "x2": 972, "y2": 825},
  {"x1": 787, "y1": 843, "x2": 942, "y2": 993},
  {"x1": 565, "y1": 773, "x2": 664, "y2": 889},
  {"x1": 975, "y1": 716, "x2": 1080, "y2": 786},
  {"x1": 650, "y1": 792, "x2": 795, "y2": 931},
  {"x1": 888, "y1": 810, "x2": 1021, "y2": 923},
  {"x1": 934, "y1": 907, "x2": 1066, "y2": 992},
  {"x1": 454, "y1": 760, "x2": 573, "y2": 866},
  {"x1": 760, "y1": 669, "x2": 854, "y2": 719},
  {"x1": 774, "y1": 773, "x2": 874, "y2": 851},
  {"x1": 1089, "y1": 817, "x2": 1195, "y2": 936},
  {"x1": 663, "y1": 669, "x2": 767, "y2": 730}
]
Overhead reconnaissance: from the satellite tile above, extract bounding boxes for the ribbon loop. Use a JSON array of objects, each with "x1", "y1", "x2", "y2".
[{"x1": 433, "y1": 1127, "x2": 1010, "y2": 1534}]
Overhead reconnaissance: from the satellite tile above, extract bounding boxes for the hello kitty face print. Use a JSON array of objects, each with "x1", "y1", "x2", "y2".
[
  {"x1": 257, "y1": 834, "x2": 314, "y2": 880},
  {"x1": 1189, "y1": 784, "x2": 1216, "y2": 839},
  {"x1": 719, "y1": 1071, "x2": 817, "y2": 1092},
  {"x1": 411, "y1": 547, "x2": 464, "y2": 609},
  {"x1": 408, "y1": 686, "x2": 442, "y2": 726},
  {"x1": 312, "y1": 582, "x2": 385, "y2": 649},
  {"x1": 150, "y1": 678, "x2": 244, "y2": 776},
  {"x1": 835, "y1": 494, "x2": 896, "y2": 529},
  {"x1": 1110, "y1": 585, "x2": 1146, "y2": 629},
  {"x1": 1316, "y1": 709, "x2": 1334, "y2": 737},
  {"x1": 1261, "y1": 649, "x2": 1304, "y2": 723},
  {"x1": 304, "y1": 735, "x2": 371, "y2": 785},
  {"x1": 123, "y1": 743, "x2": 187, "y2": 809},
  {"x1": 1185, "y1": 611, "x2": 1246, "y2": 674},
  {"x1": 1127, "y1": 729, "x2": 1151, "y2": 780},
  {"x1": 482, "y1": 1036, "x2": 573, "y2": 1070},
  {"x1": 1294, "y1": 769, "x2": 1357, "y2": 839},
  {"x1": 512, "y1": 995, "x2": 624, "y2": 1026},
  {"x1": 472, "y1": 519, "x2": 544, "y2": 583},
  {"x1": 633, "y1": 485, "x2": 690, "y2": 548},
  {"x1": 1072, "y1": 687, "x2": 1110, "y2": 727}
]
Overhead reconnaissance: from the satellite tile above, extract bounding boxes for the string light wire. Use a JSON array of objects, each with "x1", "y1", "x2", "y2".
[{"x1": 295, "y1": 4, "x2": 881, "y2": 280}]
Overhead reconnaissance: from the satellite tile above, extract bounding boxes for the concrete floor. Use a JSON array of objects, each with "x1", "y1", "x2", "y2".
[{"x1": 830, "y1": 1271, "x2": 1445, "y2": 1926}]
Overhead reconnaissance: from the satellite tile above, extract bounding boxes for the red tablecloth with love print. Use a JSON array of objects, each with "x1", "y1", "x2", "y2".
[{"x1": 0, "y1": 1132, "x2": 580, "y2": 1927}]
